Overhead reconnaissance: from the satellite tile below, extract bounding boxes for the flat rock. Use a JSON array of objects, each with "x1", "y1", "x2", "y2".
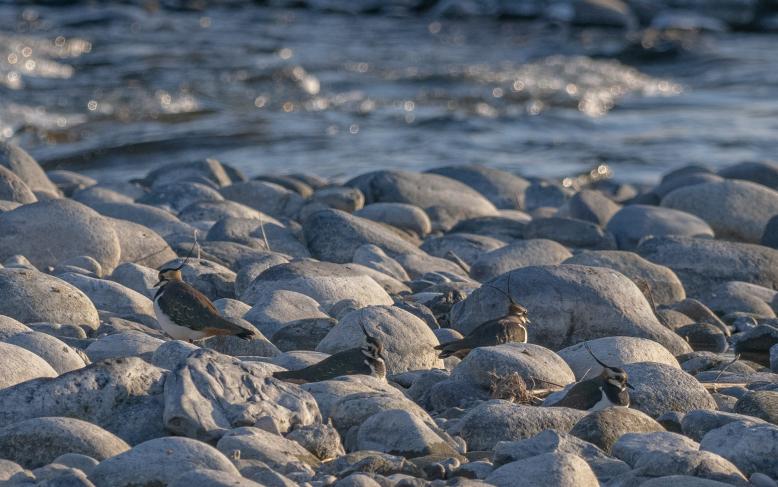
[
  {"x1": 89, "y1": 436, "x2": 239, "y2": 487},
  {"x1": 220, "y1": 180, "x2": 305, "y2": 219},
  {"x1": 354, "y1": 203, "x2": 432, "y2": 237},
  {"x1": 637, "y1": 236, "x2": 778, "y2": 298},
  {"x1": 606, "y1": 205, "x2": 714, "y2": 250},
  {"x1": 240, "y1": 260, "x2": 392, "y2": 310},
  {"x1": 426, "y1": 165, "x2": 530, "y2": 210},
  {"x1": 700, "y1": 422, "x2": 778, "y2": 478},
  {"x1": 303, "y1": 209, "x2": 464, "y2": 278},
  {"x1": 0, "y1": 357, "x2": 167, "y2": 445},
  {"x1": 243, "y1": 289, "x2": 329, "y2": 338},
  {"x1": 469, "y1": 239, "x2": 573, "y2": 282},
  {"x1": 3, "y1": 331, "x2": 86, "y2": 374},
  {"x1": 0, "y1": 417, "x2": 129, "y2": 469},
  {"x1": 347, "y1": 170, "x2": 498, "y2": 231},
  {"x1": 163, "y1": 349, "x2": 320, "y2": 441},
  {"x1": 563, "y1": 250, "x2": 685, "y2": 306},
  {"x1": 0, "y1": 342, "x2": 58, "y2": 389},
  {"x1": 486, "y1": 452, "x2": 598, "y2": 487},
  {"x1": 450, "y1": 400, "x2": 586, "y2": 451},
  {"x1": 569, "y1": 407, "x2": 664, "y2": 453},
  {"x1": 0, "y1": 199, "x2": 121, "y2": 272},
  {"x1": 451, "y1": 343, "x2": 575, "y2": 390},
  {"x1": 557, "y1": 337, "x2": 679, "y2": 380},
  {"x1": 216, "y1": 426, "x2": 319, "y2": 478},
  {"x1": 356, "y1": 409, "x2": 459, "y2": 458},
  {"x1": 316, "y1": 305, "x2": 443, "y2": 375},
  {"x1": 450, "y1": 265, "x2": 691, "y2": 354},
  {"x1": 0, "y1": 141, "x2": 58, "y2": 194},
  {"x1": 86, "y1": 331, "x2": 164, "y2": 362},
  {"x1": 493, "y1": 430, "x2": 630, "y2": 482},
  {"x1": 662, "y1": 179, "x2": 778, "y2": 243}
]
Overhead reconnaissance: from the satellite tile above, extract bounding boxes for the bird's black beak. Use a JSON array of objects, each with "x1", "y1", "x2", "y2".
[{"x1": 626, "y1": 382, "x2": 635, "y2": 390}]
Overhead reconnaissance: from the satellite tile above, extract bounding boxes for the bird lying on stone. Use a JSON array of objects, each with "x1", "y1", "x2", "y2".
[
  {"x1": 153, "y1": 262, "x2": 258, "y2": 342},
  {"x1": 544, "y1": 344, "x2": 634, "y2": 411},
  {"x1": 435, "y1": 276, "x2": 530, "y2": 359},
  {"x1": 273, "y1": 323, "x2": 387, "y2": 384}
]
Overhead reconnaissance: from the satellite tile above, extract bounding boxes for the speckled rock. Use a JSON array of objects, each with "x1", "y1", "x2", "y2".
[
  {"x1": 681, "y1": 410, "x2": 767, "y2": 442},
  {"x1": 622, "y1": 362, "x2": 717, "y2": 417},
  {"x1": 451, "y1": 265, "x2": 690, "y2": 354},
  {"x1": 356, "y1": 409, "x2": 459, "y2": 458},
  {"x1": 0, "y1": 199, "x2": 121, "y2": 272},
  {"x1": 316, "y1": 305, "x2": 443, "y2": 375},
  {"x1": 0, "y1": 268, "x2": 100, "y2": 329},
  {"x1": 0, "y1": 417, "x2": 129, "y2": 469},
  {"x1": 216, "y1": 427, "x2": 319, "y2": 478},
  {"x1": 700, "y1": 422, "x2": 778, "y2": 478},
  {"x1": 86, "y1": 331, "x2": 164, "y2": 362},
  {"x1": 163, "y1": 349, "x2": 320, "y2": 441},
  {"x1": 0, "y1": 357, "x2": 167, "y2": 445},
  {"x1": 0, "y1": 342, "x2": 58, "y2": 389},
  {"x1": 3, "y1": 331, "x2": 86, "y2": 374},
  {"x1": 168, "y1": 468, "x2": 265, "y2": 487},
  {"x1": 486, "y1": 452, "x2": 598, "y2": 487}
]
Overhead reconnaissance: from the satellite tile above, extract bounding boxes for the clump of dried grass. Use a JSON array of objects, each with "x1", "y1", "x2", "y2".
[{"x1": 487, "y1": 370, "x2": 537, "y2": 405}]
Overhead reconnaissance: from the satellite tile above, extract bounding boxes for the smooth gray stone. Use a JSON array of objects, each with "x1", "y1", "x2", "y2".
[
  {"x1": 557, "y1": 336, "x2": 679, "y2": 380},
  {"x1": 216, "y1": 427, "x2": 319, "y2": 478},
  {"x1": 220, "y1": 180, "x2": 305, "y2": 219},
  {"x1": 569, "y1": 407, "x2": 664, "y2": 454},
  {"x1": 168, "y1": 468, "x2": 266, "y2": 487},
  {"x1": 138, "y1": 182, "x2": 224, "y2": 212},
  {"x1": 0, "y1": 165, "x2": 36, "y2": 204},
  {"x1": 700, "y1": 422, "x2": 778, "y2": 478},
  {"x1": 142, "y1": 159, "x2": 232, "y2": 188},
  {"x1": 90, "y1": 437, "x2": 239, "y2": 487},
  {"x1": 108, "y1": 218, "x2": 177, "y2": 270},
  {"x1": 356, "y1": 409, "x2": 459, "y2": 458},
  {"x1": 46, "y1": 170, "x2": 96, "y2": 196},
  {"x1": 0, "y1": 417, "x2": 129, "y2": 469},
  {"x1": 523, "y1": 217, "x2": 617, "y2": 250},
  {"x1": 0, "y1": 141, "x2": 58, "y2": 194},
  {"x1": 606, "y1": 204, "x2": 714, "y2": 250},
  {"x1": 562, "y1": 189, "x2": 621, "y2": 225},
  {"x1": 621, "y1": 362, "x2": 717, "y2": 418},
  {"x1": 312, "y1": 186, "x2": 365, "y2": 213},
  {"x1": 354, "y1": 202, "x2": 432, "y2": 237},
  {"x1": 243, "y1": 289, "x2": 329, "y2": 338},
  {"x1": 469, "y1": 239, "x2": 572, "y2": 282},
  {"x1": 3, "y1": 331, "x2": 86, "y2": 374},
  {"x1": 425, "y1": 165, "x2": 530, "y2": 210},
  {"x1": 719, "y1": 160, "x2": 778, "y2": 190},
  {"x1": 0, "y1": 342, "x2": 58, "y2": 389},
  {"x1": 486, "y1": 452, "x2": 598, "y2": 487}
]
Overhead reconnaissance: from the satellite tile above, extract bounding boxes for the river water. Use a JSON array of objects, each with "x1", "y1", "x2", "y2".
[{"x1": 0, "y1": 3, "x2": 776, "y2": 184}]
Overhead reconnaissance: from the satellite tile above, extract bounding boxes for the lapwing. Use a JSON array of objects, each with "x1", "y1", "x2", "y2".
[
  {"x1": 153, "y1": 263, "x2": 258, "y2": 342},
  {"x1": 273, "y1": 323, "x2": 387, "y2": 384},
  {"x1": 435, "y1": 275, "x2": 530, "y2": 359},
  {"x1": 545, "y1": 344, "x2": 634, "y2": 411}
]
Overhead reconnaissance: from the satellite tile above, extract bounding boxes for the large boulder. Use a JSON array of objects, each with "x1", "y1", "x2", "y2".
[
  {"x1": 299, "y1": 375, "x2": 401, "y2": 419},
  {"x1": 169, "y1": 469, "x2": 265, "y2": 487},
  {"x1": 451, "y1": 343, "x2": 575, "y2": 390},
  {"x1": 563, "y1": 250, "x2": 685, "y2": 306},
  {"x1": 557, "y1": 337, "x2": 679, "y2": 380},
  {"x1": 426, "y1": 165, "x2": 530, "y2": 210},
  {"x1": 89, "y1": 201, "x2": 195, "y2": 239},
  {"x1": 0, "y1": 342, "x2": 58, "y2": 389},
  {"x1": 0, "y1": 268, "x2": 100, "y2": 329},
  {"x1": 163, "y1": 349, "x2": 320, "y2": 441},
  {"x1": 637, "y1": 236, "x2": 778, "y2": 298},
  {"x1": 216, "y1": 426, "x2": 318, "y2": 478},
  {"x1": 316, "y1": 305, "x2": 443, "y2": 374},
  {"x1": 662, "y1": 179, "x2": 778, "y2": 243},
  {"x1": 240, "y1": 260, "x2": 393, "y2": 310},
  {"x1": 0, "y1": 417, "x2": 129, "y2": 469},
  {"x1": 469, "y1": 239, "x2": 572, "y2": 282},
  {"x1": 0, "y1": 199, "x2": 121, "y2": 272},
  {"x1": 606, "y1": 205, "x2": 714, "y2": 250},
  {"x1": 0, "y1": 358, "x2": 167, "y2": 445},
  {"x1": 347, "y1": 170, "x2": 498, "y2": 231},
  {"x1": 450, "y1": 265, "x2": 691, "y2": 354},
  {"x1": 303, "y1": 209, "x2": 465, "y2": 278},
  {"x1": 450, "y1": 400, "x2": 586, "y2": 451},
  {"x1": 486, "y1": 452, "x2": 599, "y2": 487},
  {"x1": 622, "y1": 362, "x2": 717, "y2": 418},
  {"x1": 0, "y1": 141, "x2": 58, "y2": 194},
  {"x1": 89, "y1": 436, "x2": 240, "y2": 487}
]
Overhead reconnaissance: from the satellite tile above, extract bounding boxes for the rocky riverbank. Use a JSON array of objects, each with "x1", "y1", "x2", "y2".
[{"x1": 0, "y1": 140, "x2": 777, "y2": 486}]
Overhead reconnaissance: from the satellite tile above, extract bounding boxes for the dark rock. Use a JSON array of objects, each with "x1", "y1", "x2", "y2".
[
  {"x1": 677, "y1": 323, "x2": 728, "y2": 353},
  {"x1": 271, "y1": 317, "x2": 336, "y2": 352},
  {"x1": 734, "y1": 391, "x2": 778, "y2": 425},
  {"x1": 734, "y1": 325, "x2": 778, "y2": 367},
  {"x1": 569, "y1": 407, "x2": 664, "y2": 453},
  {"x1": 523, "y1": 217, "x2": 616, "y2": 250},
  {"x1": 449, "y1": 216, "x2": 527, "y2": 242}
]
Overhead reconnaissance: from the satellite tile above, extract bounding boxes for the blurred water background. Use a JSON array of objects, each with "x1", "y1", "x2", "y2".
[{"x1": 0, "y1": 0, "x2": 776, "y2": 183}]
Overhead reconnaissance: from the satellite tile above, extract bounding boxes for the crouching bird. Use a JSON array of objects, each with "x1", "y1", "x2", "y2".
[
  {"x1": 544, "y1": 344, "x2": 634, "y2": 411},
  {"x1": 153, "y1": 265, "x2": 258, "y2": 342},
  {"x1": 435, "y1": 276, "x2": 530, "y2": 359},
  {"x1": 273, "y1": 323, "x2": 387, "y2": 384}
]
